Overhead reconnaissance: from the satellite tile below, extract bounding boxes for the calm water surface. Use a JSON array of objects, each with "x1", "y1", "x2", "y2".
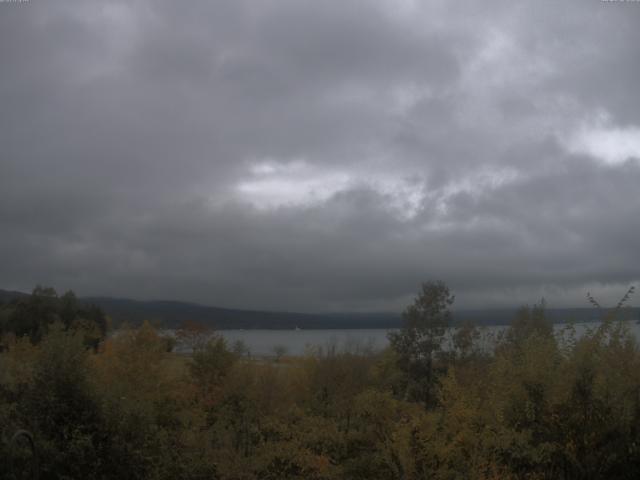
[{"x1": 206, "y1": 321, "x2": 640, "y2": 356}]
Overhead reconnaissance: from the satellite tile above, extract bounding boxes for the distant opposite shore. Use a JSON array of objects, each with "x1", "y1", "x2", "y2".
[{"x1": 2, "y1": 288, "x2": 637, "y2": 330}]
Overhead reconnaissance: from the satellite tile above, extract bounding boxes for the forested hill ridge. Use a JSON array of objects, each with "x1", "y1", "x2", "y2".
[
  {"x1": 0, "y1": 288, "x2": 29, "y2": 303},
  {"x1": 1, "y1": 288, "x2": 637, "y2": 329}
]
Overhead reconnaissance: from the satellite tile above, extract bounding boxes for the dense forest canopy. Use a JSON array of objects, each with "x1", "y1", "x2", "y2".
[
  {"x1": 0, "y1": 286, "x2": 108, "y2": 349},
  {"x1": 1, "y1": 282, "x2": 639, "y2": 479}
]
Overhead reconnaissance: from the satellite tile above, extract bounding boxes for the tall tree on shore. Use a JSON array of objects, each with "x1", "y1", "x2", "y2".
[{"x1": 388, "y1": 281, "x2": 454, "y2": 408}]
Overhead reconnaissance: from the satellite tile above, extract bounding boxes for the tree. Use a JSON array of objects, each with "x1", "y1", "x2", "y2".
[
  {"x1": 1, "y1": 286, "x2": 108, "y2": 347},
  {"x1": 6, "y1": 286, "x2": 59, "y2": 343},
  {"x1": 272, "y1": 345, "x2": 288, "y2": 362},
  {"x1": 232, "y1": 339, "x2": 250, "y2": 357},
  {"x1": 190, "y1": 336, "x2": 237, "y2": 400},
  {"x1": 502, "y1": 300, "x2": 553, "y2": 351},
  {"x1": 388, "y1": 281, "x2": 454, "y2": 408},
  {"x1": 452, "y1": 320, "x2": 481, "y2": 361},
  {"x1": 175, "y1": 320, "x2": 212, "y2": 353},
  {"x1": 20, "y1": 324, "x2": 105, "y2": 478}
]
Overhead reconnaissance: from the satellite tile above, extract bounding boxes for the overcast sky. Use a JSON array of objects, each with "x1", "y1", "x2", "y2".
[{"x1": 1, "y1": 0, "x2": 639, "y2": 312}]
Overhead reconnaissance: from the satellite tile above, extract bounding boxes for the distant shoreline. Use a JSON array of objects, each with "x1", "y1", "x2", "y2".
[{"x1": 2, "y1": 288, "x2": 637, "y2": 330}]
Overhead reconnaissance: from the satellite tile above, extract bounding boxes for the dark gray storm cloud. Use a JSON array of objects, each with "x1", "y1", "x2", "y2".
[{"x1": 1, "y1": 0, "x2": 639, "y2": 311}]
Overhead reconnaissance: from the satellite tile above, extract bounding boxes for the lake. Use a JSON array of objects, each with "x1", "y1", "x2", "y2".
[{"x1": 192, "y1": 320, "x2": 640, "y2": 356}]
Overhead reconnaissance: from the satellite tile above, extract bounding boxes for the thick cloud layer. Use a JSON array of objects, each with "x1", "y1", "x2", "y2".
[{"x1": 1, "y1": 0, "x2": 639, "y2": 311}]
